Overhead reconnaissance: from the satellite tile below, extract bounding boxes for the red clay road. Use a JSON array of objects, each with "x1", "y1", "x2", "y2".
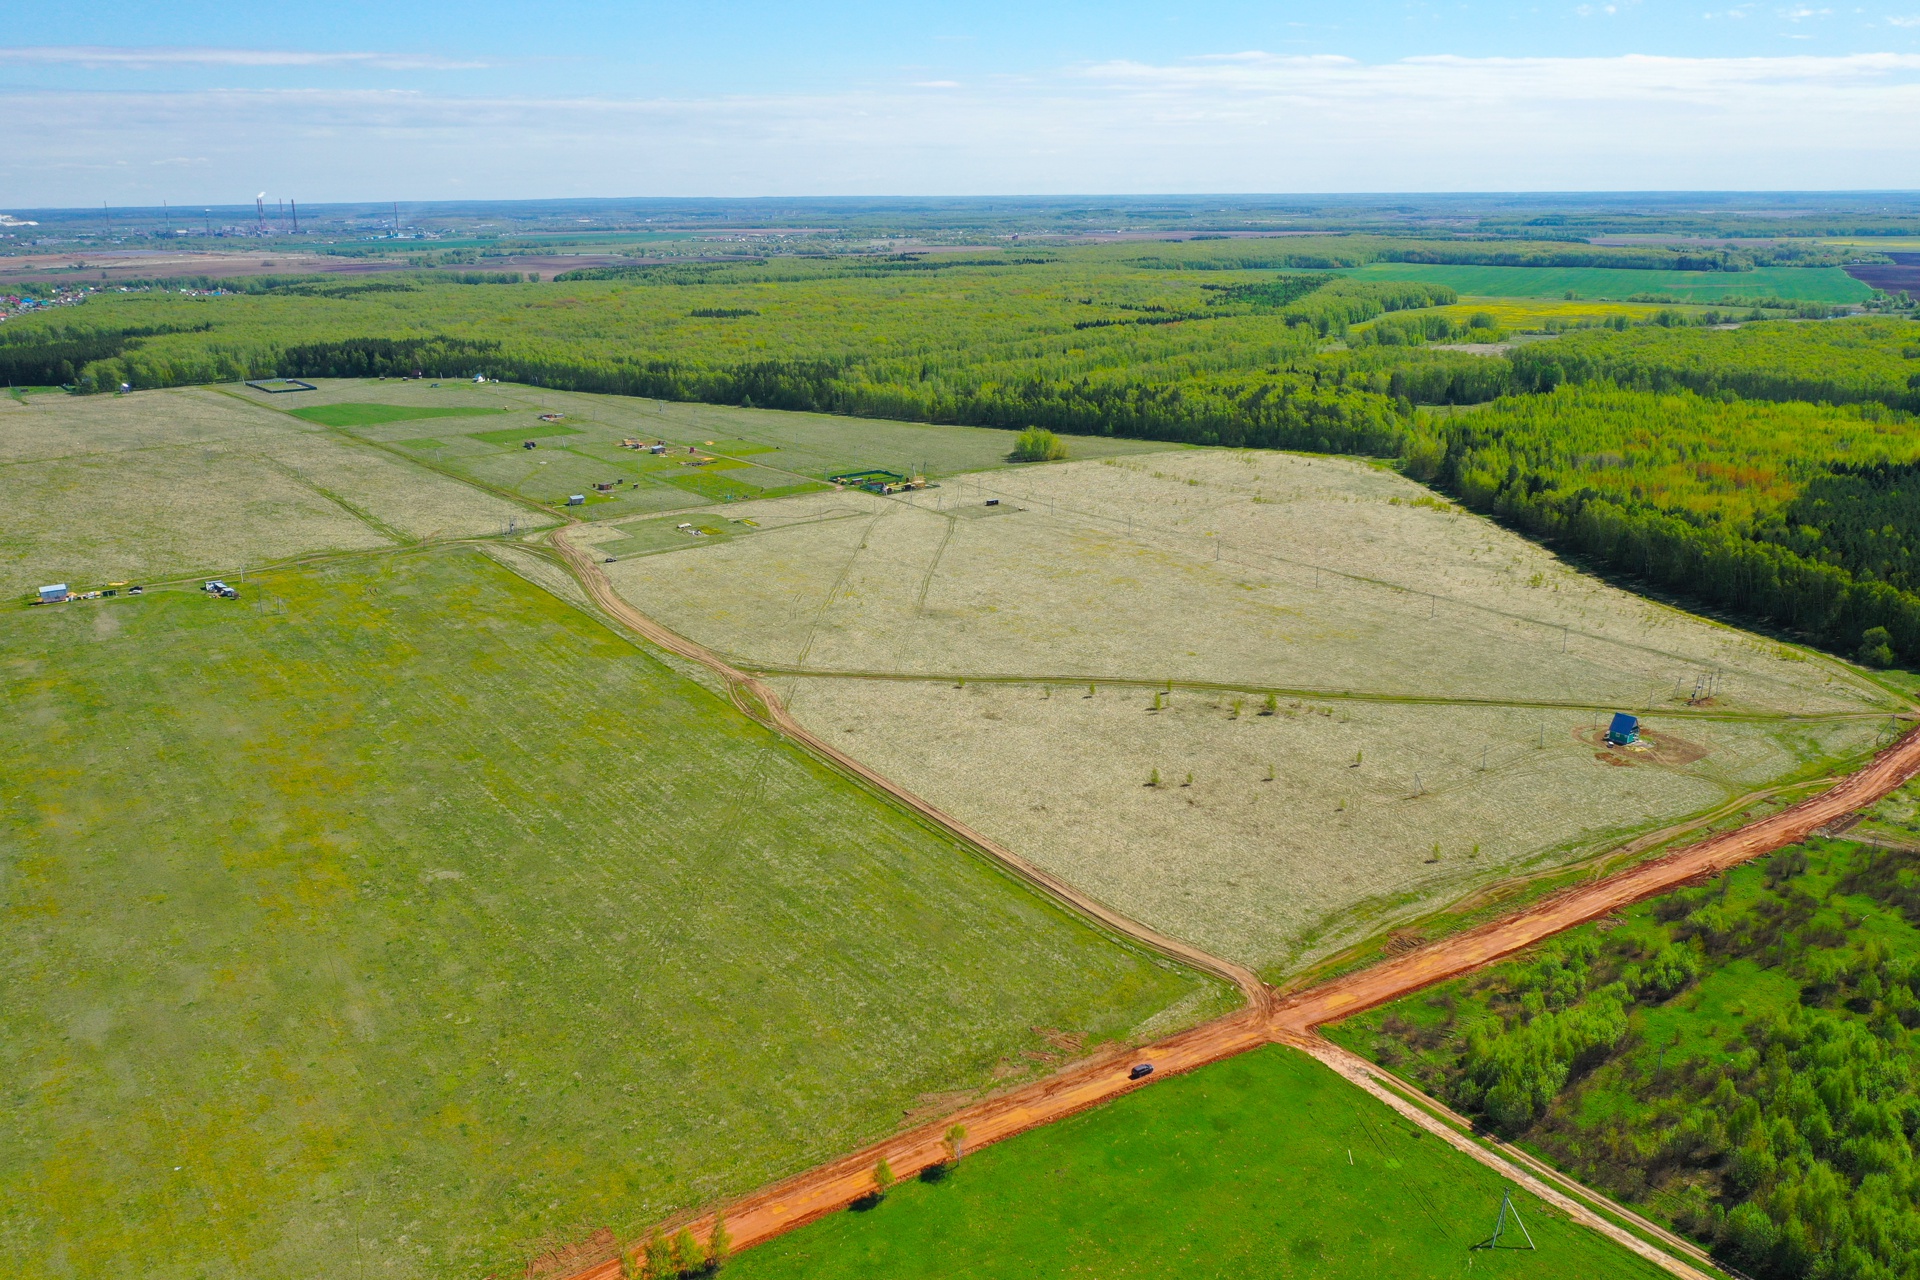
[
  {"x1": 548, "y1": 526, "x2": 1920, "y2": 1276},
  {"x1": 1269, "y1": 720, "x2": 1920, "y2": 1039}
]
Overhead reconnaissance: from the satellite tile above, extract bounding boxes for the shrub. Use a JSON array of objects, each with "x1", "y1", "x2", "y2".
[
  {"x1": 1011, "y1": 426, "x2": 1068, "y2": 462},
  {"x1": 1859, "y1": 626, "x2": 1895, "y2": 668}
]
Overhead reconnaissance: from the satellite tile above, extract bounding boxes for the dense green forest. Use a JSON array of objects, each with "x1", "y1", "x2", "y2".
[
  {"x1": 1329, "y1": 832, "x2": 1920, "y2": 1280},
  {"x1": 1421, "y1": 321, "x2": 1920, "y2": 669},
  {"x1": 1511, "y1": 319, "x2": 1920, "y2": 411},
  {"x1": 1432, "y1": 383, "x2": 1920, "y2": 662}
]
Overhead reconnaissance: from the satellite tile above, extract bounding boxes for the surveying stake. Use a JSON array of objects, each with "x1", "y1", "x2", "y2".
[{"x1": 1474, "y1": 1190, "x2": 1537, "y2": 1251}]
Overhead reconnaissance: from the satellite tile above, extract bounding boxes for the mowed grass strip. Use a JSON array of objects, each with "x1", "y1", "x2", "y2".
[
  {"x1": 0, "y1": 548, "x2": 1210, "y2": 1280},
  {"x1": 725, "y1": 1045, "x2": 1671, "y2": 1279},
  {"x1": 289, "y1": 402, "x2": 510, "y2": 428}
]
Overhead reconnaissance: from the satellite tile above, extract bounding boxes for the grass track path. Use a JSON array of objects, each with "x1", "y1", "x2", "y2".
[{"x1": 548, "y1": 521, "x2": 1920, "y2": 1280}]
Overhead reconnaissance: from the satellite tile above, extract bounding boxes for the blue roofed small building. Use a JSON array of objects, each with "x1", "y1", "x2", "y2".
[{"x1": 1606, "y1": 713, "x2": 1640, "y2": 746}]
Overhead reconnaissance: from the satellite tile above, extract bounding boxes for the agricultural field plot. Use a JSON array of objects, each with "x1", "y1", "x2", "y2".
[
  {"x1": 229, "y1": 378, "x2": 1178, "y2": 521},
  {"x1": 780, "y1": 678, "x2": 1876, "y2": 974},
  {"x1": 725, "y1": 1045, "x2": 1669, "y2": 1280},
  {"x1": 607, "y1": 449, "x2": 1883, "y2": 714},
  {"x1": 1325, "y1": 788, "x2": 1920, "y2": 1280},
  {"x1": 595, "y1": 447, "x2": 1892, "y2": 974},
  {"x1": 0, "y1": 548, "x2": 1216, "y2": 1280},
  {"x1": 0, "y1": 386, "x2": 538, "y2": 595},
  {"x1": 1343, "y1": 262, "x2": 1875, "y2": 304}
]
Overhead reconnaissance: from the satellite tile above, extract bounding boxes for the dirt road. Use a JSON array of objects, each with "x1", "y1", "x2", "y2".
[
  {"x1": 1270, "y1": 721, "x2": 1920, "y2": 1038},
  {"x1": 548, "y1": 526, "x2": 1920, "y2": 1277}
]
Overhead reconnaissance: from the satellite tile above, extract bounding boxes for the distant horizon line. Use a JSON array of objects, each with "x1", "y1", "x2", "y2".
[{"x1": 13, "y1": 189, "x2": 1920, "y2": 218}]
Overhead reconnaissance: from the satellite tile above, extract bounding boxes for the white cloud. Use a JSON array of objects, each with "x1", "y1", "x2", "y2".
[
  {"x1": 4, "y1": 52, "x2": 1918, "y2": 204},
  {"x1": 1886, "y1": 13, "x2": 1920, "y2": 24},
  {"x1": 0, "y1": 45, "x2": 487, "y2": 71}
]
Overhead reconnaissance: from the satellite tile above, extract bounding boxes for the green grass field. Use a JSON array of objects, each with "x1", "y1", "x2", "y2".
[
  {"x1": 724, "y1": 1045, "x2": 1671, "y2": 1279},
  {"x1": 248, "y1": 378, "x2": 1179, "y2": 521},
  {"x1": 1344, "y1": 263, "x2": 1874, "y2": 304},
  {"x1": 288, "y1": 402, "x2": 512, "y2": 428},
  {"x1": 0, "y1": 547, "x2": 1218, "y2": 1280}
]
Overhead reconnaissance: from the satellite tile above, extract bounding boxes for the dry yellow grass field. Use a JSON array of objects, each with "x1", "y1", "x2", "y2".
[
  {"x1": 606, "y1": 450, "x2": 1878, "y2": 715},
  {"x1": 783, "y1": 678, "x2": 1876, "y2": 973},
  {"x1": 593, "y1": 447, "x2": 1894, "y2": 974},
  {"x1": 0, "y1": 387, "x2": 541, "y2": 593}
]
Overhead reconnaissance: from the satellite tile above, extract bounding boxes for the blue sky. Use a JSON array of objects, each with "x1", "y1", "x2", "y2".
[{"x1": 6, "y1": 2, "x2": 1920, "y2": 205}]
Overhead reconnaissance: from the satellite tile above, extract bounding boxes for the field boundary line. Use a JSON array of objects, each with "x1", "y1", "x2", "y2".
[
  {"x1": 556, "y1": 1009, "x2": 1276, "y2": 1280},
  {"x1": 252, "y1": 452, "x2": 418, "y2": 546},
  {"x1": 562, "y1": 699, "x2": 1918, "y2": 1273},
  {"x1": 209, "y1": 383, "x2": 565, "y2": 524},
  {"x1": 549, "y1": 523, "x2": 1266, "y2": 1005},
  {"x1": 743, "y1": 663, "x2": 1887, "y2": 722}
]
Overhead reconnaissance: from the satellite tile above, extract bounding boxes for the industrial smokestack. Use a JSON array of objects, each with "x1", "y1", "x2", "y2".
[{"x1": 255, "y1": 192, "x2": 266, "y2": 235}]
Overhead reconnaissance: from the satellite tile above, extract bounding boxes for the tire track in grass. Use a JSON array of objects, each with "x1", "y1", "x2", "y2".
[
  {"x1": 914, "y1": 514, "x2": 955, "y2": 617},
  {"x1": 790, "y1": 508, "x2": 888, "y2": 671}
]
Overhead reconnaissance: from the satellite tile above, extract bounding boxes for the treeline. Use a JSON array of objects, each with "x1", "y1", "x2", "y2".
[
  {"x1": 0, "y1": 318, "x2": 212, "y2": 385},
  {"x1": 125, "y1": 271, "x2": 528, "y2": 296},
  {"x1": 22, "y1": 252, "x2": 1920, "y2": 671},
  {"x1": 1351, "y1": 309, "x2": 1503, "y2": 349},
  {"x1": 1197, "y1": 277, "x2": 1458, "y2": 335},
  {"x1": 259, "y1": 334, "x2": 1418, "y2": 455},
  {"x1": 1382, "y1": 244, "x2": 1744, "y2": 272},
  {"x1": 1510, "y1": 318, "x2": 1920, "y2": 411},
  {"x1": 1116, "y1": 235, "x2": 1767, "y2": 273},
  {"x1": 1433, "y1": 384, "x2": 1920, "y2": 662}
]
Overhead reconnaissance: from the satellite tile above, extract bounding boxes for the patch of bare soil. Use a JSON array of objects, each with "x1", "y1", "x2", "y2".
[
  {"x1": 1576, "y1": 726, "x2": 1711, "y2": 768},
  {"x1": 1034, "y1": 1027, "x2": 1087, "y2": 1054},
  {"x1": 524, "y1": 1226, "x2": 617, "y2": 1279},
  {"x1": 900, "y1": 1090, "x2": 977, "y2": 1127}
]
